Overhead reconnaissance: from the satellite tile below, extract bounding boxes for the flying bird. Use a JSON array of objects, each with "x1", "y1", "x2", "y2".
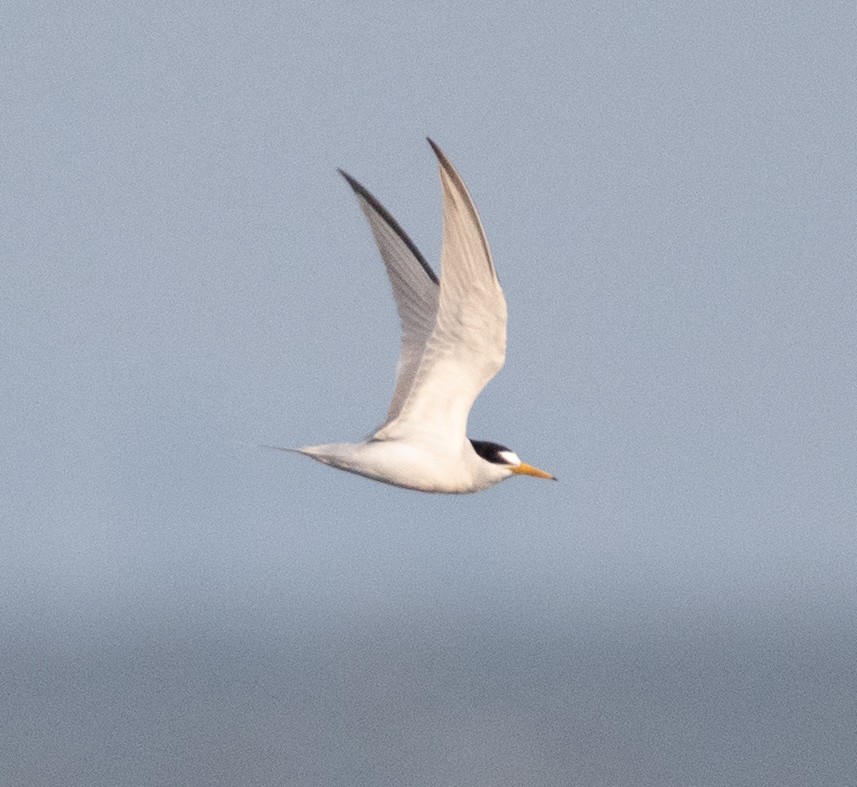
[{"x1": 278, "y1": 139, "x2": 554, "y2": 493}]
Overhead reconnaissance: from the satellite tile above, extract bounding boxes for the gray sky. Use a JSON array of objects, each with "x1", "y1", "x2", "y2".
[{"x1": 3, "y1": 2, "x2": 856, "y2": 784}]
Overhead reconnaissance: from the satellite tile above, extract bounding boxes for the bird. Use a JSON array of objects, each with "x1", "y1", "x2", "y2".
[{"x1": 276, "y1": 139, "x2": 555, "y2": 493}]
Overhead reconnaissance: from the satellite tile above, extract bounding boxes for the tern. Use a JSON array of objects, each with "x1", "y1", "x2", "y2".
[{"x1": 281, "y1": 139, "x2": 555, "y2": 493}]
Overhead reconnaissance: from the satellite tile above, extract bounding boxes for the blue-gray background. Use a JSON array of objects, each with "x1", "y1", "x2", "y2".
[{"x1": 3, "y1": 2, "x2": 855, "y2": 785}]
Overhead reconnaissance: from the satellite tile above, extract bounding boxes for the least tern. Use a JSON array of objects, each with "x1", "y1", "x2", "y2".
[{"x1": 282, "y1": 139, "x2": 554, "y2": 493}]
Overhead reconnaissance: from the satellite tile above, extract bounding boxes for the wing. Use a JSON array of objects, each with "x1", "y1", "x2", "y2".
[
  {"x1": 374, "y1": 139, "x2": 507, "y2": 446},
  {"x1": 339, "y1": 169, "x2": 440, "y2": 424}
]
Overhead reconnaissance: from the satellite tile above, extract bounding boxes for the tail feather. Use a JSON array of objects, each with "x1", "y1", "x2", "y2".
[{"x1": 260, "y1": 444, "x2": 309, "y2": 455}]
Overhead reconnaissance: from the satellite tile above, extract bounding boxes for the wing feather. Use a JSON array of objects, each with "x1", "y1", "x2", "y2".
[
  {"x1": 339, "y1": 170, "x2": 440, "y2": 424},
  {"x1": 374, "y1": 140, "x2": 507, "y2": 446}
]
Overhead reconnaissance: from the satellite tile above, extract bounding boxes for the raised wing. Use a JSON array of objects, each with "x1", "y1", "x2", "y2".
[
  {"x1": 339, "y1": 170, "x2": 440, "y2": 424},
  {"x1": 374, "y1": 139, "x2": 507, "y2": 446}
]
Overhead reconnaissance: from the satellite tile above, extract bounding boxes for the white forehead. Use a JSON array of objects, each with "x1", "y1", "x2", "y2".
[{"x1": 498, "y1": 450, "x2": 521, "y2": 465}]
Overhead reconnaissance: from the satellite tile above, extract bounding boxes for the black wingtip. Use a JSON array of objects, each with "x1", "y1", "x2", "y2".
[
  {"x1": 336, "y1": 161, "x2": 440, "y2": 286},
  {"x1": 338, "y1": 168, "x2": 362, "y2": 192},
  {"x1": 426, "y1": 137, "x2": 448, "y2": 166},
  {"x1": 426, "y1": 137, "x2": 463, "y2": 188}
]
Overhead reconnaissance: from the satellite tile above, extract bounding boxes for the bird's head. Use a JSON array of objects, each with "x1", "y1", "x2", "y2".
[{"x1": 469, "y1": 439, "x2": 556, "y2": 484}]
